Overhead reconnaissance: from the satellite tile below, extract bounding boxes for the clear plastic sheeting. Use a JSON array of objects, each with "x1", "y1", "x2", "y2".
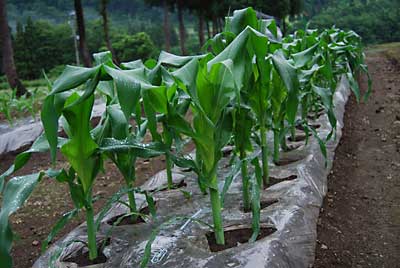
[
  {"x1": 0, "y1": 102, "x2": 105, "y2": 155},
  {"x1": 33, "y1": 77, "x2": 350, "y2": 268}
]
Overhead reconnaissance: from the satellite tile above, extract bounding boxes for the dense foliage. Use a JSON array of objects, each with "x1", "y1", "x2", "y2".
[
  {"x1": 298, "y1": 0, "x2": 400, "y2": 44},
  {"x1": 0, "y1": 0, "x2": 397, "y2": 84},
  {"x1": 10, "y1": 18, "x2": 159, "y2": 80}
]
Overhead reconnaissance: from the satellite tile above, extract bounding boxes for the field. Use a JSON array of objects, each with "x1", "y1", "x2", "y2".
[
  {"x1": 0, "y1": 48, "x2": 394, "y2": 267},
  {"x1": 0, "y1": 7, "x2": 398, "y2": 268}
]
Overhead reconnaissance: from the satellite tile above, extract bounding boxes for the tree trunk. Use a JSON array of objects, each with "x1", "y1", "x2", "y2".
[
  {"x1": 74, "y1": 0, "x2": 91, "y2": 67},
  {"x1": 163, "y1": 0, "x2": 170, "y2": 52},
  {"x1": 100, "y1": 0, "x2": 118, "y2": 63},
  {"x1": 212, "y1": 15, "x2": 217, "y2": 36},
  {"x1": 206, "y1": 20, "x2": 211, "y2": 39},
  {"x1": 0, "y1": 0, "x2": 26, "y2": 96},
  {"x1": 216, "y1": 17, "x2": 221, "y2": 33},
  {"x1": 197, "y1": 12, "x2": 205, "y2": 48},
  {"x1": 282, "y1": 17, "x2": 286, "y2": 36},
  {"x1": 177, "y1": 0, "x2": 186, "y2": 55},
  {"x1": 219, "y1": 18, "x2": 224, "y2": 32}
]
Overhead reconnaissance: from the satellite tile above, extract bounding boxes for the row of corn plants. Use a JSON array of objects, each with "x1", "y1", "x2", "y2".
[{"x1": 0, "y1": 7, "x2": 371, "y2": 267}]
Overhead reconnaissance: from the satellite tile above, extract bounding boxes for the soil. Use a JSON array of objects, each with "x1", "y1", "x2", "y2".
[
  {"x1": 243, "y1": 198, "x2": 279, "y2": 213},
  {"x1": 106, "y1": 203, "x2": 153, "y2": 226},
  {"x1": 314, "y1": 47, "x2": 400, "y2": 267},
  {"x1": 206, "y1": 226, "x2": 277, "y2": 252},
  {"x1": 62, "y1": 239, "x2": 110, "y2": 266},
  {"x1": 265, "y1": 175, "x2": 298, "y2": 188}
]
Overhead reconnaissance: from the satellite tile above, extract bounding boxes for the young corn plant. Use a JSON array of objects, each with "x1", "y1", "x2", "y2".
[
  {"x1": 95, "y1": 64, "x2": 165, "y2": 221},
  {"x1": 99, "y1": 103, "x2": 163, "y2": 222},
  {"x1": 118, "y1": 55, "x2": 197, "y2": 190},
  {"x1": 140, "y1": 63, "x2": 190, "y2": 190},
  {"x1": 170, "y1": 57, "x2": 237, "y2": 245},
  {"x1": 43, "y1": 91, "x2": 103, "y2": 260}
]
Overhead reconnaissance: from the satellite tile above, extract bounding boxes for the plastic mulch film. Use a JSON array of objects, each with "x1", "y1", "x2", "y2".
[
  {"x1": 0, "y1": 102, "x2": 105, "y2": 155},
  {"x1": 33, "y1": 77, "x2": 350, "y2": 268}
]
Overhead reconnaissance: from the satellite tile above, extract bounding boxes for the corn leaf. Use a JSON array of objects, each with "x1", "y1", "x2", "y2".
[{"x1": 0, "y1": 173, "x2": 43, "y2": 268}]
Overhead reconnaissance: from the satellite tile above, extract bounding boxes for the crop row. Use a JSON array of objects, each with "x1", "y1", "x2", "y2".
[{"x1": 0, "y1": 7, "x2": 371, "y2": 268}]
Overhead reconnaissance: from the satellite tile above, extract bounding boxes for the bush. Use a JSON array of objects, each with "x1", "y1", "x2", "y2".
[
  {"x1": 113, "y1": 32, "x2": 159, "y2": 62},
  {"x1": 14, "y1": 18, "x2": 75, "y2": 80}
]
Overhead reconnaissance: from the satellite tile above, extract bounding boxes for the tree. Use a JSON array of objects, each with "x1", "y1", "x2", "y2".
[
  {"x1": 100, "y1": 0, "x2": 118, "y2": 63},
  {"x1": 74, "y1": 0, "x2": 92, "y2": 67},
  {"x1": 176, "y1": 0, "x2": 186, "y2": 55},
  {"x1": 113, "y1": 32, "x2": 158, "y2": 62},
  {"x1": 197, "y1": 11, "x2": 205, "y2": 47},
  {"x1": 0, "y1": 0, "x2": 26, "y2": 96},
  {"x1": 14, "y1": 19, "x2": 75, "y2": 80},
  {"x1": 186, "y1": 0, "x2": 207, "y2": 48},
  {"x1": 162, "y1": 0, "x2": 171, "y2": 51}
]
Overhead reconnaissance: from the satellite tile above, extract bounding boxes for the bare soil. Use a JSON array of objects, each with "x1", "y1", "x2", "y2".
[
  {"x1": 314, "y1": 46, "x2": 400, "y2": 267},
  {"x1": 206, "y1": 226, "x2": 277, "y2": 252}
]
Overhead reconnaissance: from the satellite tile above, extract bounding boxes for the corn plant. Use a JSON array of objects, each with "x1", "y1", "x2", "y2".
[{"x1": 169, "y1": 56, "x2": 237, "y2": 245}]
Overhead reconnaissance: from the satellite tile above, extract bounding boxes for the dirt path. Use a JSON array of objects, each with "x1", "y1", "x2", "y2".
[{"x1": 314, "y1": 47, "x2": 400, "y2": 267}]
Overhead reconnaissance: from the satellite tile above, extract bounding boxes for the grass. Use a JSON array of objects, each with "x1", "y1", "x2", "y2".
[
  {"x1": 0, "y1": 86, "x2": 49, "y2": 124},
  {"x1": 367, "y1": 42, "x2": 400, "y2": 63}
]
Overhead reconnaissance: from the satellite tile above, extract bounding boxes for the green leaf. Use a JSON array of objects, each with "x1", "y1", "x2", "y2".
[
  {"x1": 41, "y1": 95, "x2": 59, "y2": 164},
  {"x1": 144, "y1": 192, "x2": 156, "y2": 218},
  {"x1": 309, "y1": 126, "x2": 328, "y2": 167},
  {"x1": 106, "y1": 104, "x2": 129, "y2": 140},
  {"x1": 272, "y1": 51, "x2": 300, "y2": 125},
  {"x1": 51, "y1": 65, "x2": 100, "y2": 94},
  {"x1": 93, "y1": 51, "x2": 115, "y2": 67},
  {"x1": 346, "y1": 71, "x2": 361, "y2": 103},
  {"x1": 41, "y1": 209, "x2": 79, "y2": 252},
  {"x1": 60, "y1": 93, "x2": 99, "y2": 193},
  {"x1": 158, "y1": 51, "x2": 205, "y2": 67},
  {"x1": 104, "y1": 66, "x2": 144, "y2": 120},
  {"x1": 220, "y1": 156, "x2": 241, "y2": 207},
  {"x1": 225, "y1": 7, "x2": 258, "y2": 35},
  {"x1": 197, "y1": 59, "x2": 236, "y2": 123},
  {"x1": 121, "y1": 59, "x2": 144, "y2": 70},
  {"x1": 249, "y1": 157, "x2": 262, "y2": 242},
  {"x1": 100, "y1": 138, "x2": 165, "y2": 158},
  {"x1": 360, "y1": 64, "x2": 372, "y2": 102},
  {"x1": 312, "y1": 84, "x2": 337, "y2": 132},
  {"x1": 0, "y1": 173, "x2": 43, "y2": 268},
  {"x1": 0, "y1": 135, "x2": 67, "y2": 192},
  {"x1": 292, "y1": 42, "x2": 319, "y2": 68},
  {"x1": 172, "y1": 58, "x2": 200, "y2": 99}
]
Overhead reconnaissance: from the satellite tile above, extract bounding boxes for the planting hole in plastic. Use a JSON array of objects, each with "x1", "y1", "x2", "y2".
[
  {"x1": 307, "y1": 110, "x2": 325, "y2": 120},
  {"x1": 206, "y1": 227, "x2": 277, "y2": 252},
  {"x1": 106, "y1": 203, "x2": 157, "y2": 226},
  {"x1": 284, "y1": 142, "x2": 304, "y2": 152},
  {"x1": 243, "y1": 199, "x2": 279, "y2": 213},
  {"x1": 264, "y1": 175, "x2": 298, "y2": 189},
  {"x1": 62, "y1": 238, "x2": 110, "y2": 266},
  {"x1": 295, "y1": 123, "x2": 321, "y2": 131},
  {"x1": 222, "y1": 146, "x2": 234, "y2": 157},
  {"x1": 274, "y1": 153, "x2": 306, "y2": 166},
  {"x1": 149, "y1": 180, "x2": 187, "y2": 193},
  {"x1": 287, "y1": 132, "x2": 311, "y2": 142}
]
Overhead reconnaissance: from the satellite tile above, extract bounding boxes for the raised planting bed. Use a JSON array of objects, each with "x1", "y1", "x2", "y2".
[{"x1": 33, "y1": 77, "x2": 350, "y2": 268}]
